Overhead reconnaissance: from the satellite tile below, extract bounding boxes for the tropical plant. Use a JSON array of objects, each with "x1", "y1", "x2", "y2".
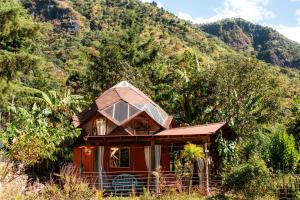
[
  {"x1": 212, "y1": 133, "x2": 237, "y2": 176},
  {"x1": 223, "y1": 154, "x2": 273, "y2": 199},
  {"x1": 211, "y1": 56, "x2": 282, "y2": 136},
  {"x1": 269, "y1": 126, "x2": 299, "y2": 173},
  {"x1": 288, "y1": 97, "x2": 300, "y2": 149},
  {"x1": 27, "y1": 88, "x2": 87, "y2": 119},
  {"x1": 241, "y1": 128, "x2": 271, "y2": 162},
  {"x1": 181, "y1": 143, "x2": 205, "y2": 194},
  {"x1": 0, "y1": 105, "x2": 80, "y2": 166}
]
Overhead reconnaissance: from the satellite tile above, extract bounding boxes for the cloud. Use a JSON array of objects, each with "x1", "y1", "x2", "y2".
[
  {"x1": 177, "y1": 0, "x2": 300, "y2": 43},
  {"x1": 178, "y1": 0, "x2": 275, "y2": 24}
]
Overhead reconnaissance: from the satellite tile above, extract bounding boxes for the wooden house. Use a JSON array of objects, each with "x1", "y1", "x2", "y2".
[{"x1": 72, "y1": 81, "x2": 235, "y2": 194}]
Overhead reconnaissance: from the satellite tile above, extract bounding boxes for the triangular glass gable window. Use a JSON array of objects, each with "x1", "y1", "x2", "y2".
[{"x1": 104, "y1": 101, "x2": 140, "y2": 123}]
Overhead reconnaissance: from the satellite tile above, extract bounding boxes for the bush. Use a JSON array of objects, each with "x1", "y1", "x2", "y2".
[
  {"x1": 269, "y1": 127, "x2": 299, "y2": 173},
  {"x1": 223, "y1": 154, "x2": 273, "y2": 199}
]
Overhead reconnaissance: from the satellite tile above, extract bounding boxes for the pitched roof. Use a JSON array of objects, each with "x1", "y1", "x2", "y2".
[
  {"x1": 74, "y1": 81, "x2": 172, "y2": 128},
  {"x1": 156, "y1": 122, "x2": 231, "y2": 136}
]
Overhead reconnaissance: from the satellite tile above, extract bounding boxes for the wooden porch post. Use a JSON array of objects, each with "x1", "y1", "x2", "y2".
[
  {"x1": 97, "y1": 146, "x2": 104, "y2": 190},
  {"x1": 205, "y1": 143, "x2": 210, "y2": 194}
]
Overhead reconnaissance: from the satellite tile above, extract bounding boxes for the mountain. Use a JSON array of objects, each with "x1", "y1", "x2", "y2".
[{"x1": 199, "y1": 18, "x2": 300, "y2": 69}]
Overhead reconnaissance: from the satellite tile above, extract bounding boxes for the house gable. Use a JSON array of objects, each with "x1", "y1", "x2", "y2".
[{"x1": 74, "y1": 81, "x2": 173, "y2": 131}]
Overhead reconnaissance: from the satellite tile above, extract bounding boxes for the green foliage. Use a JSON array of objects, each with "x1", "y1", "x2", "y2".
[
  {"x1": 288, "y1": 97, "x2": 300, "y2": 148},
  {"x1": 27, "y1": 88, "x2": 88, "y2": 119},
  {"x1": 0, "y1": 105, "x2": 80, "y2": 166},
  {"x1": 212, "y1": 133, "x2": 237, "y2": 174},
  {"x1": 0, "y1": 0, "x2": 58, "y2": 123},
  {"x1": 181, "y1": 143, "x2": 204, "y2": 194},
  {"x1": 0, "y1": 0, "x2": 298, "y2": 185},
  {"x1": 224, "y1": 154, "x2": 273, "y2": 199},
  {"x1": 84, "y1": 25, "x2": 157, "y2": 95},
  {"x1": 181, "y1": 143, "x2": 205, "y2": 161},
  {"x1": 0, "y1": 0, "x2": 50, "y2": 81},
  {"x1": 241, "y1": 128, "x2": 271, "y2": 162},
  {"x1": 269, "y1": 126, "x2": 299, "y2": 172},
  {"x1": 200, "y1": 18, "x2": 300, "y2": 69},
  {"x1": 211, "y1": 56, "x2": 282, "y2": 136}
]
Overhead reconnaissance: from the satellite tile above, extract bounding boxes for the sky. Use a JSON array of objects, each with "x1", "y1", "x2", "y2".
[{"x1": 139, "y1": 0, "x2": 300, "y2": 43}]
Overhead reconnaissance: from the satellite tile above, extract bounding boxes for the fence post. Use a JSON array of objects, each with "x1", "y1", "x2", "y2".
[{"x1": 205, "y1": 143, "x2": 210, "y2": 194}]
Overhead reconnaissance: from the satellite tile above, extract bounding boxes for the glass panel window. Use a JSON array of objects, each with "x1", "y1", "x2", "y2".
[
  {"x1": 104, "y1": 106, "x2": 114, "y2": 117},
  {"x1": 129, "y1": 104, "x2": 139, "y2": 117},
  {"x1": 96, "y1": 118, "x2": 106, "y2": 135},
  {"x1": 104, "y1": 101, "x2": 141, "y2": 124},
  {"x1": 110, "y1": 147, "x2": 130, "y2": 168},
  {"x1": 114, "y1": 101, "x2": 128, "y2": 122}
]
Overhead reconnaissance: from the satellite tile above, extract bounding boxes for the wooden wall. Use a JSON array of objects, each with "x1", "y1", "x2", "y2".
[{"x1": 73, "y1": 145, "x2": 170, "y2": 173}]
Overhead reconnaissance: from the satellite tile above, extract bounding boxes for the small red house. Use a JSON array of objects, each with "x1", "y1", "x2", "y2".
[{"x1": 72, "y1": 81, "x2": 235, "y2": 194}]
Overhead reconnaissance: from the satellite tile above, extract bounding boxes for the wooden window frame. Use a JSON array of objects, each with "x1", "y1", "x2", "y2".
[
  {"x1": 95, "y1": 117, "x2": 107, "y2": 136},
  {"x1": 109, "y1": 147, "x2": 130, "y2": 168}
]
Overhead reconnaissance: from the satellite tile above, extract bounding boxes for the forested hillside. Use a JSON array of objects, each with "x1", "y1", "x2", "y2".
[
  {"x1": 0, "y1": 1, "x2": 299, "y2": 195},
  {"x1": 0, "y1": 0, "x2": 298, "y2": 132},
  {"x1": 200, "y1": 18, "x2": 300, "y2": 69}
]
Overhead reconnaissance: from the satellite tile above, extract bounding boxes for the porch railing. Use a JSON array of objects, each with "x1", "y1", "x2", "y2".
[{"x1": 81, "y1": 171, "x2": 222, "y2": 196}]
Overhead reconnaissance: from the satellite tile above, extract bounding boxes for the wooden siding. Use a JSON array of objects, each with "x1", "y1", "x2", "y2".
[{"x1": 73, "y1": 146, "x2": 96, "y2": 173}]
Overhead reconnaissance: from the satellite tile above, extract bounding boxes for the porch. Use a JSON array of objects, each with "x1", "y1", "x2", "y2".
[
  {"x1": 73, "y1": 143, "x2": 212, "y2": 195},
  {"x1": 81, "y1": 170, "x2": 221, "y2": 196},
  {"x1": 72, "y1": 122, "x2": 235, "y2": 195}
]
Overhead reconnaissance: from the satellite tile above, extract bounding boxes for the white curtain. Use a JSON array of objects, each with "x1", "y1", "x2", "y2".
[
  {"x1": 144, "y1": 146, "x2": 152, "y2": 191},
  {"x1": 97, "y1": 146, "x2": 104, "y2": 190},
  {"x1": 144, "y1": 146, "x2": 151, "y2": 171},
  {"x1": 154, "y1": 145, "x2": 161, "y2": 170}
]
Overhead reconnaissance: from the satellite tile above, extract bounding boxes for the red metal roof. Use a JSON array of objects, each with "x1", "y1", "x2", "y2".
[{"x1": 156, "y1": 122, "x2": 227, "y2": 136}]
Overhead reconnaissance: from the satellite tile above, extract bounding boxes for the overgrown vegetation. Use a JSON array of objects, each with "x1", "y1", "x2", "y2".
[{"x1": 0, "y1": 0, "x2": 299, "y2": 199}]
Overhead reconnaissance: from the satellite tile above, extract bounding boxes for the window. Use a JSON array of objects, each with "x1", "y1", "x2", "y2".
[
  {"x1": 133, "y1": 118, "x2": 149, "y2": 135},
  {"x1": 110, "y1": 147, "x2": 130, "y2": 168},
  {"x1": 96, "y1": 118, "x2": 106, "y2": 135},
  {"x1": 104, "y1": 100, "x2": 139, "y2": 123}
]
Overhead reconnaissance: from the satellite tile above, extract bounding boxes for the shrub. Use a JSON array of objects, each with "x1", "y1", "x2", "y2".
[
  {"x1": 223, "y1": 154, "x2": 273, "y2": 199},
  {"x1": 269, "y1": 127, "x2": 299, "y2": 173}
]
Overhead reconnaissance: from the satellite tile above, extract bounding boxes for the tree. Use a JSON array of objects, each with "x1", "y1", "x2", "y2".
[
  {"x1": 0, "y1": 0, "x2": 54, "y2": 124},
  {"x1": 154, "y1": 50, "x2": 212, "y2": 125},
  {"x1": 269, "y1": 126, "x2": 299, "y2": 173},
  {"x1": 288, "y1": 97, "x2": 300, "y2": 149},
  {"x1": 0, "y1": 0, "x2": 49, "y2": 81},
  {"x1": 85, "y1": 23, "x2": 158, "y2": 97},
  {"x1": 212, "y1": 133, "x2": 237, "y2": 175},
  {"x1": 181, "y1": 143, "x2": 204, "y2": 193},
  {"x1": 210, "y1": 56, "x2": 282, "y2": 136},
  {"x1": 0, "y1": 105, "x2": 80, "y2": 166},
  {"x1": 224, "y1": 154, "x2": 272, "y2": 199},
  {"x1": 27, "y1": 88, "x2": 88, "y2": 120}
]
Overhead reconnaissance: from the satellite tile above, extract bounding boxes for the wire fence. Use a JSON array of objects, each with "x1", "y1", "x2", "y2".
[
  {"x1": 81, "y1": 170, "x2": 222, "y2": 196},
  {"x1": 274, "y1": 174, "x2": 300, "y2": 200},
  {"x1": 80, "y1": 171, "x2": 300, "y2": 199}
]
